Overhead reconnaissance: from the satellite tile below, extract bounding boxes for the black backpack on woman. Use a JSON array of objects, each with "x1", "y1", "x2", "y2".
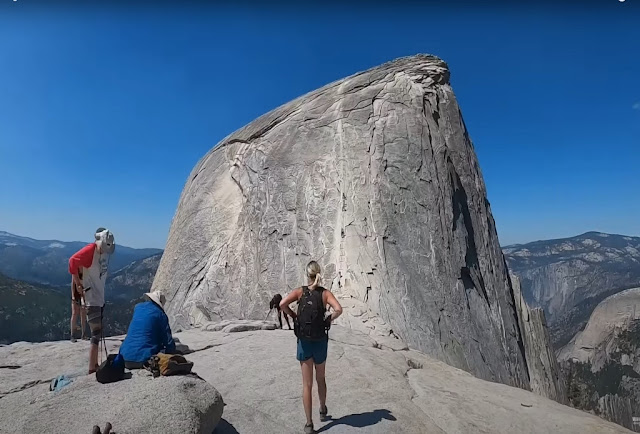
[{"x1": 295, "y1": 286, "x2": 328, "y2": 341}]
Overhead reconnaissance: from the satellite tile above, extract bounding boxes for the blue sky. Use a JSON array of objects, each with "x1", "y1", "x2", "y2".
[{"x1": 0, "y1": 1, "x2": 638, "y2": 249}]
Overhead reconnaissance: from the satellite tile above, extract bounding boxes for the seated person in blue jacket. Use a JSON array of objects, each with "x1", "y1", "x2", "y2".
[{"x1": 119, "y1": 290, "x2": 176, "y2": 369}]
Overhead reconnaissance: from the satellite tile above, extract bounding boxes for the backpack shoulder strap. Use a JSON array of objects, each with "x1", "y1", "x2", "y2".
[
  {"x1": 314, "y1": 287, "x2": 325, "y2": 309},
  {"x1": 299, "y1": 286, "x2": 309, "y2": 299}
]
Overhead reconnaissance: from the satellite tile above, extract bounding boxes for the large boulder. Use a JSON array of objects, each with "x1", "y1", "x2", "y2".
[
  {"x1": 153, "y1": 54, "x2": 531, "y2": 387},
  {"x1": 0, "y1": 340, "x2": 223, "y2": 434}
]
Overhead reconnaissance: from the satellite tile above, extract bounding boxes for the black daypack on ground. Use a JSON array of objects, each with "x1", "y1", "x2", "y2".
[
  {"x1": 96, "y1": 354, "x2": 125, "y2": 384},
  {"x1": 295, "y1": 286, "x2": 327, "y2": 341}
]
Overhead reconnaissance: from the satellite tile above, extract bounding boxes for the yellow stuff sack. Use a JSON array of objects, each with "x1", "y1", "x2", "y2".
[{"x1": 147, "y1": 353, "x2": 193, "y2": 377}]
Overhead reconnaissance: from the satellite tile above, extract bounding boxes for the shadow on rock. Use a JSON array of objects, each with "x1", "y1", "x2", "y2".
[
  {"x1": 316, "y1": 409, "x2": 396, "y2": 432},
  {"x1": 174, "y1": 338, "x2": 193, "y2": 355},
  {"x1": 212, "y1": 418, "x2": 240, "y2": 434}
]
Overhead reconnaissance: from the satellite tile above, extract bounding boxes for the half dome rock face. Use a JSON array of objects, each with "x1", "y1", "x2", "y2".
[{"x1": 154, "y1": 54, "x2": 529, "y2": 387}]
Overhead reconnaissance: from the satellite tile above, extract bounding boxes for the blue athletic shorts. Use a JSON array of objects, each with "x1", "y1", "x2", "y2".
[{"x1": 297, "y1": 338, "x2": 328, "y2": 364}]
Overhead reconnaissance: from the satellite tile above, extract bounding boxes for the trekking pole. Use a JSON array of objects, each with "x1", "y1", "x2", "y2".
[
  {"x1": 101, "y1": 314, "x2": 107, "y2": 361},
  {"x1": 98, "y1": 310, "x2": 107, "y2": 365},
  {"x1": 99, "y1": 331, "x2": 104, "y2": 366}
]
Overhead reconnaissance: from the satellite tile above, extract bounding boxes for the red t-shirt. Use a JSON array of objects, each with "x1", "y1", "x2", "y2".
[{"x1": 68, "y1": 243, "x2": 97, "y2": 275}]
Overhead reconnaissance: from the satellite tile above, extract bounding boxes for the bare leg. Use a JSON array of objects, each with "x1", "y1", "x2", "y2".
[
  {"x1": 315, "y1": 362, "x2": 327, "y2": 410},
  {"x1": 80, "y1": 308, "x2": 87, "y2": 339},
  {"x1": 87, "y1": 311, "x2": 101, "y2": 373},
  {"x1": 89, "y1": 343, "x2": 98, "y2": 373},
  {"x1": 300, "y1": 359, "x2": 314, "y2": 425},
  {"x1": 70, "y1": 303, "x2": 78, "y2": 341}
]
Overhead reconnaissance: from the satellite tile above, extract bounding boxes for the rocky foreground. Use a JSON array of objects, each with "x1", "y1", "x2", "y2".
[{"x1": 0, "y1": 321, "x2": 630, "y2": 434}]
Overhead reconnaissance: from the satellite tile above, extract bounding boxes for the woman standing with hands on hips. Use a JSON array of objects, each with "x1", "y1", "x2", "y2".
[{"x1": 280, "y1": 261, "x2": 343, "y2": 434}]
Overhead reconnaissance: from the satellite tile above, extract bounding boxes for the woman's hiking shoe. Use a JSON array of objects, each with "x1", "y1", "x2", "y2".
[
  {"x1": 320, "y1": 405, "x2": 329, "y2": 422},
  {"x1": 304, "y1": 422, "x2": 315, "y2": 434}
]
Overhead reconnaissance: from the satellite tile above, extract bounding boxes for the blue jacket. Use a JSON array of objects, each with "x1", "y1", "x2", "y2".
[{"x1": 119, "y1": 301, "x2": 176, "y2": 363}]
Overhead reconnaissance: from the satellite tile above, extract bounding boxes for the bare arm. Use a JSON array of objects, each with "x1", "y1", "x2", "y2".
[
  {"x1": 69, "y1": 244, "x2": 95, "y2": 289},
  {"x1": 324, "y1": 290, "x2": 343, "y2": 322},
  {"x1": 280, "y1": 288, "x2": 302, "y2": 321}
]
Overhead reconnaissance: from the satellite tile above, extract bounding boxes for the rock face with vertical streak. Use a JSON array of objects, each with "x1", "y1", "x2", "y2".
[
  {"x1": 597, "y1": 395, "x2": 634, "y2": 431},
  {"x1": 512, "y1": 273, "x2": 568, "y2": 402},
  {"x1": 153, "y1": 54, "x2": 531, "y2": 387}
]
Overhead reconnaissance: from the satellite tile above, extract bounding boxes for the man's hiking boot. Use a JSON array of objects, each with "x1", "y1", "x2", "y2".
[
  {"x1": 320, "y1": 405, "x2": 329, "y2": 422},
  {"x1": 92, "y1": 422, "x2": 112, "y2": 434},
  {"x1": 304, "y1": 422, "x2": 315, "y2": 434}
]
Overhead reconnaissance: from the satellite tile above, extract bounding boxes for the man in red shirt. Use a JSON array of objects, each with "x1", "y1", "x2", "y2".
[{"x1": 68, "y1": 228, "x2": 115, "y2": 374}]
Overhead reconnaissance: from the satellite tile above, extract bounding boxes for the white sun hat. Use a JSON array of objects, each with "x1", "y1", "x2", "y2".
[{"x1": 145, "y1": 291, "x2": 166, "y2": 310}]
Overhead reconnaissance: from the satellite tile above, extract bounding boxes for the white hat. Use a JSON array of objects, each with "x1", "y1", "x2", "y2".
[
  {"x1": 95, "y1": 228, "x2": 115, "y2": 255},
  {"x1": 145, "y1": 291, "x2": 166, "y2": 310}
]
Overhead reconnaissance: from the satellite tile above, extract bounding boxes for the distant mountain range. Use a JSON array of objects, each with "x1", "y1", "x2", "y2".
[
  {"x1": 107, "y1": 253, "x2": 163, "y2": 302},
  {"x1": 503, "y1": 232, "x2": 640, "y2": 348},
  {"x1": 0, "y1": 231, "x2": 164, "y2": 344},
  {"x1": 557, "y1": 287, "x2": 640, "y2": 430},
  {"x1": 4, "y1": 229, "x2": 640, "y2": 352},
  {"x1": 0, "y1": 272, "x2": 138, "y2": 344},
  {"x1": 0, "y1": 230, "x2": 162, "y2": 287}
]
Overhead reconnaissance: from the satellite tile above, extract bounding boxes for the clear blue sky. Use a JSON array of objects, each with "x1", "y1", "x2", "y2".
[{"x1": 0, "y1": 1, "x2": 638, "y2": 249}]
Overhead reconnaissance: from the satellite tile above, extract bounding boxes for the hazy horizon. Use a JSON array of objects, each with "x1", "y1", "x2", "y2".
[{"x1": 1, "y1": 226, "x2": 637, "y2": 251}]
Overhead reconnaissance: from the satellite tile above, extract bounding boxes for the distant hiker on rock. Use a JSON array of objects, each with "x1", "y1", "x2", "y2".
[
  {"x1": 280, "y1": 261, "x2": 343, "y2": 434},
  {"x1": 118, "y1": 290, "x2": 176, "y2": 369},
  {"x1": 70, "y1": 269, "x2": 87, "y2": 342},
  {"x1": 68, "y1": 228, "x2": 115, "y2": 374}
]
